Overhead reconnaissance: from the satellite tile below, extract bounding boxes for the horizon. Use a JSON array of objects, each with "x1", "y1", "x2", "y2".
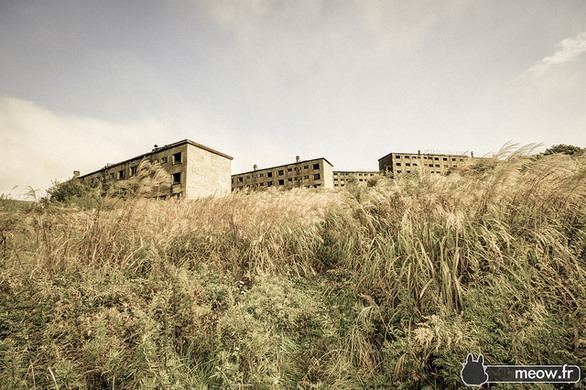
[{"x1": 1, "y1": 1, "x2": 585, "y2": 198}]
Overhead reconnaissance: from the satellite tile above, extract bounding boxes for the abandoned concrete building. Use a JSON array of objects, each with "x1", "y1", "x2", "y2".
[
  {"x1": 231, "y1": 157, "x2": 334, "y2": 191},
  {"x1": 79, "y1": 139, "x2": 233, "y2": 199},
  {"x1": 333, "y1": 171, "x2": 380, "y2": 188},
  {"x1": 378, "y1": 151, "x2": 471, "y2": 175}
]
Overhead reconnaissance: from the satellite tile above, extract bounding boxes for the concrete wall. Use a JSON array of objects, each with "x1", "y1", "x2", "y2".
[
  {"x1": 80, "y1": 140, "x2": 231, "y2": 199},
  {"x1": 231, "y1": 158, "x2": 333, "y2": 191},
  {"x1": 322, "y1": 161, "x2": 334, "y2": 189},
  {"x1": 185, "y1": 143, "x2": 231, "y2": 198},
  {"x1": 81, "y1": 145, "x2": 186, "y2": 198}
]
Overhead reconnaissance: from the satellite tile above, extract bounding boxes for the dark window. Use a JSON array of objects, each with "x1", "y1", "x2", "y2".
[
  {"x1": 172, "y1": 172, "x2": 181, "y2": 184},
  {"x1": 278, "y1": 179, "x2": 285, "y2": 185},
  {"x1": 443, "y1": 157, "x2": 447, "y2": 161},
  {"x1": 288, "y1": 168, "x2": 293, "y2": 172},
  {"x1": 278, "y1": 170, "x2": 284, "y2": 176},
  {"x1": 314, "y1": 173, "x2": 320, "y2": 180},
  {"x1": 117, "y1": 170, "x2": 124, "y2": 180},
  {"x1": 434, "y1": 157, "x2": 439, "y2": 161},
  {"x1": 238, "y1": 177, "x2": 243, "y2": 182},
  {"x1": 406, "y1": 163, "x2": 411, "y2": 167},
  {"x1": 435, "y1": 164, "x2": 440, "y2": 168},
  {"x1": 161, "y1": 156, "x2": 168, "y2": 163},
  {"x1": 452, "y1": 158, "x2": 456, "y2": 161},
  {"x1": 259, "y1": 173, "x2": 264, "y2": 177},
  {"x1": 313, "y1": 163, "x2": 320, "y2": 169},
  {"x1": 303, "y1": 165, "x2": 309, "y2": 169},
  {"x1": 173, "y1": 152, "x2": 182, "y2": 164},
  {"x1": 288, "y1": 178, "x2": 292, "y2": 182},
  {"x1": 267, "y1": 172, "x2": 273, "y2": 178},
  {"x1": 396, "y1": 162, "x2": 401, "y2": 166},
  {"x1": 267, "y1": 181, "x2": 273, "y2": 186},
  {"x1": 130, "y1": 166, "x2": 137, "y2": 176}
]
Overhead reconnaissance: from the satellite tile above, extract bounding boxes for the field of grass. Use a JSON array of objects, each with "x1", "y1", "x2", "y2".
[{"x1": 1, "y1": 152, "x2": 584, "y2": 389}]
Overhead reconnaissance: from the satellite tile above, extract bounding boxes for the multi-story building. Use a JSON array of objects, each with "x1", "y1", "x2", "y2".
[
  {"x1": 231, "y1": 157, "x2": 334, "y2": 191},
  {"x1": 333, "y1": 171, "x2": 380, "y2": 188},
  {"x1": 79, "y1": 139, "x2": 233, "y2": 199},
  {"x1": 378, "y1": 151, "x2": 471, "y2": 175}
]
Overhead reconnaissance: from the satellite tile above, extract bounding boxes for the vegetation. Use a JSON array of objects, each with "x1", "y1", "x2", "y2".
[
  {"x1": 543, "y1": 143, "x2": 583, "y2": 156},
  {"x1": 44, "y1": 160, "x2": 171, "y2": 208},
  {"x1": 0, "y1": 151, "x2": 584, "y2": 389}
]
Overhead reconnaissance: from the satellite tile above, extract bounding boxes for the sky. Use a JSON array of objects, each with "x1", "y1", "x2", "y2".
[{"x1": 1, "y1": 0, "x2": 585, "y2": 198}]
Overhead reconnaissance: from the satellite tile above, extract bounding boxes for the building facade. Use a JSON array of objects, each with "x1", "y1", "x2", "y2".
[
  {"x1": 231, "y1": 157, "x2": 334, "y2": 191},
  {"x1": 79, "y1": 139, "x2": 233, "y2": 199},
  {"x1": 378, "y1": 151, "x2": 470, "y2": 175},
  {"x1": 333, "y1": 171, "x2": 380, "y2": 188}
]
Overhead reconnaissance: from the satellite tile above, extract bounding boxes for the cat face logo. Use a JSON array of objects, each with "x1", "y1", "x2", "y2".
[{"x1": 461, "y1": 353, "x2": 488, "y2": 387}]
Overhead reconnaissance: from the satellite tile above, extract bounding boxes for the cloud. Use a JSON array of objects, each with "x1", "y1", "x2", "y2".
[
  {"x1": 0, "y1": 97, "x2": 180, "y2": 199},
  {"x1": 0, "y1": 96, "x2": 289, "y2": 199},
  {"x1": 527, "y1": 32, "x2": 586, "y2": 77}
]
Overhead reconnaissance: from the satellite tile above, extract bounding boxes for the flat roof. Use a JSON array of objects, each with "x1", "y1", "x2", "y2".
[
  {"x1": 333, "y1": 170, "x2": 380, "y2": 174},
  {"x1": 232, "y1": 157, "x2": 333, "y2": 177},
  {"x1": 80, "y1": 139, "x2": 233, "y2": 179},
  {"x1": 378, "y1": 151, "x2": 470, "y2": 162}
]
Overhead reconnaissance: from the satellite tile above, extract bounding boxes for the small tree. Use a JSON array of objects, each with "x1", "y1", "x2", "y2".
[
  {"x1": 45, "y1": 178, "x2": 101, "y2": 207},
  {"x1": 543, "y1": 144, "x2": 583, "y2": 156}
]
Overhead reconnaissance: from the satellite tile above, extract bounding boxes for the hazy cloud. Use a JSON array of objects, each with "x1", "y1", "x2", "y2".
[
  {"x1": 0, "y1": 96, "x2": 287, "y2": 199},
  {"x1": 527, "y1": 32, "x2": 586, "y2": 77},
  {"x1": 0, "y1": 97, "x2": 173, "y2": 198}
]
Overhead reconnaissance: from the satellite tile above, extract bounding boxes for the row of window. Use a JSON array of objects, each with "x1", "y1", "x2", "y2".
[
  {"x1": 395, "y1": 155, "x2": 464, "y2": 162},
  {"x1": 235, "y1": 183, "x2": 322, "y2": 189},
  {"x1": 395, "y1": 162, "x2": 456, "y2": 168},
  {"x1": 333, "y1": 172, "x2": 378, "y2": 177},
  {"x1": 234, "y1": 174, "x2": 321, "y2": 187},
  {"x1": 396, "y1": 170, "x2": 443, "y2": 174},
  {"x1": 334, "y1": 178, "x2": 369, "y2": 182},
  {"x1": 98, "y1": 152, "x2": 183, "y2": 182}
]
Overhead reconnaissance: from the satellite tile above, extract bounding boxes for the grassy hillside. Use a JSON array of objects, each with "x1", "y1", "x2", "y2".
[{"x1": 0, "y1": 153, "x2": 584, "y2": 389}]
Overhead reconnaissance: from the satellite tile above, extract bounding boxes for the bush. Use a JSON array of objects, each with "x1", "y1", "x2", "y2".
[
  {"x1": 543, "y1": 144, "x2": 583, "y2": 156},
  {"x1": 1, "y1": 151, "x2": 584, "y2": 388}
]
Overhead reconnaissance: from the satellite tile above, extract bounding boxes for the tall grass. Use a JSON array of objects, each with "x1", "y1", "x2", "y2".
[{"x1": 0, "y1": 152, "x2": 584, "y2": 388}]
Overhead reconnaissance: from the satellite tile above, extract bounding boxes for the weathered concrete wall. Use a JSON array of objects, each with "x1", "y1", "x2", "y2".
[
  {"x1": 322, "y1": 161, "x2": 334, "y2": 189},
  {"x1": 81, "y1": 144, "x2": 187, "y2": 198},
  {"x1": 231, "y1": 158, "x2": 334, "y2": 191},
  {"x1": 333, "y1": 171, "x2": 380, "y2": 187},
  {"x1": 185, "y1": 143, "x2": 231, "y2": 199},
  {"x1": 379, "y1": 152, "x2": 470, "y2": 175}
]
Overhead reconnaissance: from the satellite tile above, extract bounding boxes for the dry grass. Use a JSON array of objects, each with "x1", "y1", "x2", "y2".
[{"x1": 0, "y1": 152, "x2": 584, "y2": 388}]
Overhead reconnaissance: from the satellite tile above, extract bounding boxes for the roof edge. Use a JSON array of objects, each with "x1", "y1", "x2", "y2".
[
  {"x1": 232, "y1": 157, "x2": 333, "y2": 177},
  {"x1": 80, "y1": 139, "x2": 232, "y2": 179}
]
